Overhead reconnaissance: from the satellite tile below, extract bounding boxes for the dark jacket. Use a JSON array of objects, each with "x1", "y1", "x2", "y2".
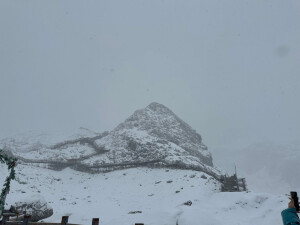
[{"x1": 281, "y1": 208, "x2": 300, "y2": 225}]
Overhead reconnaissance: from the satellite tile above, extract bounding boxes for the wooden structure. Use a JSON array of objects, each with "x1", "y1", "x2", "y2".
[
  {"x1": 0, "y1": 214, "x2": 99, "y2": 225},
  {"x1": 220, "y1": 167, "x2": 247, "y2": 192},
  {"x1": 0, "y1": 213, "x2": 143, "y2": 225}
]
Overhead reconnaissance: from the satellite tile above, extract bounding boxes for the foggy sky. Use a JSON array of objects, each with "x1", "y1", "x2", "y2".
[{"x1": 1, "y1": 0, "x2": 299, "y2": 149}]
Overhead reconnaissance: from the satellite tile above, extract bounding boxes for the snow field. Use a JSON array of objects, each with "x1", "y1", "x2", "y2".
[{"x1": 4, "y1": 164, "x2": 288, "y2": 225}]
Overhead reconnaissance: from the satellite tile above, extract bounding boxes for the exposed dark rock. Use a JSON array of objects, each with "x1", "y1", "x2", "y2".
[
  {"x1": 128, "y1": 211, "x2": 142, "y2": 214},
  {"x1": 184, "y1": 200, "x2": 192, "y2": 206},
  {"x1": 201, "y1": 174, "x2": 207, "y2": 179}
]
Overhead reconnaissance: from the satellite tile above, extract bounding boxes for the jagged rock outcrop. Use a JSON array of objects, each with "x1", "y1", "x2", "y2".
[{"x1": 0, "y1": 103, "x2": 220, "y2": 177}]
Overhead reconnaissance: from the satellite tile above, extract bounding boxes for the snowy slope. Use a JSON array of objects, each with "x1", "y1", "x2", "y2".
[
  {"x1": 0, "y1": 128, "x2": 100, "y2": 151},
  {"x1": 3, "y1": 164, "x2": 289, "y2": 225},
  {"x1": 0, "y1": 128, "x2": 101, "y2": 160}
]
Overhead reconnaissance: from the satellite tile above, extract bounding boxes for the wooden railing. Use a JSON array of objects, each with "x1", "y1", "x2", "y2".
[{"x1": 1, "y1": 214, "x2": 144, "y2": 225}]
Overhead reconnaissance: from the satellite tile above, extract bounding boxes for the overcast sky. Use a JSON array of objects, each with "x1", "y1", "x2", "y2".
[{"x1": 1, "y1": 0, "x2": 299, "y2": 149}]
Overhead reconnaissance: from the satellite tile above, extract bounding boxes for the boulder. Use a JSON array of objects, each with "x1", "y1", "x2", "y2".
[{"x1": 12, "y1": 195, "x2": 53, "y2": 222}]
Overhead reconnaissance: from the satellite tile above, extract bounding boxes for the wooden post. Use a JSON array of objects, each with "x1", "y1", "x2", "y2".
[
  {"x1": 3, "y1": 213, "x2": 17, "y2": 224},
  {"x1": 1, "y1": 214, "x2": 9, "y2": 225},
  {"x1": 234, "y1": 165, "x2": 239, "y2": 191},
  {"x1": 92, "y1": 218, "x2": 99, "y2": 225},
  {"x1": 22, "y1": 215, "x2": 31, "y2": 225},
  {"x1": 242, "y1": 178, "x2": 247, "y2": 191},
  {"x1": 61, "y1": 216, "x2": 69, "y2": 225}
]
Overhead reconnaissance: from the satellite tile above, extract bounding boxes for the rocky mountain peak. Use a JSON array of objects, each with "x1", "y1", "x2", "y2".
[
  {"x1": 118, "y1": 102, "x2": 188, "y2": 130},
  {"x1": 112, "y1": 103, "x2": 212, "y2": 166},
  {"x1": 146, "y1": 102, "x2": 174, "y2": 113},
  {"x1": 117, "y1": 103, "x2": 205, "y2": 145}
]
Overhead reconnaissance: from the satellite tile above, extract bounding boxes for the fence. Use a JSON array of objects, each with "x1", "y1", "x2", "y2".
[{"x1": 1, "y1": 214, "x2": 144, "y2": 225}]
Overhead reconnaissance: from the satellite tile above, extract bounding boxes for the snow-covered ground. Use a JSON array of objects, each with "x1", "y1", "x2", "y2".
[{"x1": 2, "y1": 164, "x2": 289, "y2": 225}]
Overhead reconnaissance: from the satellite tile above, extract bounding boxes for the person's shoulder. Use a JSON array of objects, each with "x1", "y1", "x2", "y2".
[
  {"x1": 282, "y1": 208, "x2": 297, "y2": 214},
  {"x1": 281, "y1": 208, "x2": 300, "y2": 225}
]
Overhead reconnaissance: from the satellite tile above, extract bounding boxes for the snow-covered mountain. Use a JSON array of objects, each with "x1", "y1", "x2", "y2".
[
  {"x1": 0, "y1": 102, "x2": 219, "y2": 177},
  {"x1": 0, "y1": 102, "x2": 291, "y2": 225}
]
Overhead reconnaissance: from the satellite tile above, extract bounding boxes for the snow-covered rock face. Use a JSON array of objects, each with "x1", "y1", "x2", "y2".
[
  {"x1": 116, "y1": 102, "x2": 210, "y2": 163},
  {"x1": 93, "y1": 102, "x2": 214, "y2": 171},
  {"x1": 12, "y1": 195, "x2": 53, "y2": 222},
  {"x1": 0, "y1": 103, "x2": 217, "y2": 177}
]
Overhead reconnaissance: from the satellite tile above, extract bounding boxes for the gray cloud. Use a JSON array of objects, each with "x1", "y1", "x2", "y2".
[{"x1": 0, "y1": 0, "x2": 299, "y2": 150}]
